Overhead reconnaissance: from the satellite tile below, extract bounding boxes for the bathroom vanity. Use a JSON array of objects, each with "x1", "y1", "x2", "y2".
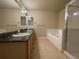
[{"x1": 0, "y1": 29, "x2": 35, "y2": 59}]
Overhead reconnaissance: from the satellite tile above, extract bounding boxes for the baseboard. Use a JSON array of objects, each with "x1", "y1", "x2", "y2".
[{"x1": 64, "y1": 51, "x2": 76, "y2": 59}]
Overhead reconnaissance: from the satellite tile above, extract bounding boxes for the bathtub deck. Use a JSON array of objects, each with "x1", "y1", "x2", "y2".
[{"x1": 32, "y1": 37, "x2": 69, "y2": 59}]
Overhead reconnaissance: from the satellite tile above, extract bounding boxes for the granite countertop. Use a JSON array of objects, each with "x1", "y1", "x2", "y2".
[{"x1": 0, "y1": 30, "x2": 33, "y2": 42}]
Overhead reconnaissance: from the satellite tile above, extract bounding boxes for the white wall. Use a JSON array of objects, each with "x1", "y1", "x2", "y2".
[
  {"x1": 58, "y1": 9, "x2": 65, "y2": 51},
  {"x1": 59, "y1": 9, "x2": 65, "y2": 29},
  {"x1": 29, "y1": 10, "x2": 58, "y2": 37}
]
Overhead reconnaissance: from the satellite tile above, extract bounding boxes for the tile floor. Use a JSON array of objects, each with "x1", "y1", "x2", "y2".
[{"x1": 32, "y1": 37, "x2": 70, "y2": 59}]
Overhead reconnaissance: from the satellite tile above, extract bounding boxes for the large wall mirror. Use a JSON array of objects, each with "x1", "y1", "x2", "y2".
[
  {"x1": 0, "y1": 0, "x2": 33, "y2": 32},
  {"x1": 0, "y1": 0, "x2": 21, "y2": 32}
]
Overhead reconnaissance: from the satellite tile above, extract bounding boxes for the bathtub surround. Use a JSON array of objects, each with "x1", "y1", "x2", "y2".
[
  {"x1": 47, "y1": 29, "x2": 64, "y2": 51},
  {"x1": 47, "y1": 29, "x2": 60, "y2": 50}
]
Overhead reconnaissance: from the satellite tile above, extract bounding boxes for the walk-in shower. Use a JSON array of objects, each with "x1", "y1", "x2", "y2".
[{"x1": 65, "y1": 0, "x2": 79, "y2": 59}]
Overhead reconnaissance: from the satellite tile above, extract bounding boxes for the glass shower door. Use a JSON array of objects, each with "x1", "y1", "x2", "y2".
[{"x1": 66, "y1": 0, "x2": 79, "y2": 59}]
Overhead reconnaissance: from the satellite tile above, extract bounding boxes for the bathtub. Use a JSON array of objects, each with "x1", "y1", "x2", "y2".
[{"x1": 47, "y1": 29, "x2": 63, "y2": 51}]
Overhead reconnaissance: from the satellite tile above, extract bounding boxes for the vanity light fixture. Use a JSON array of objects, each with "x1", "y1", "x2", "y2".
[
  {"x1": 15, "y1": 0, "x2": 22, "y2": 7},
  {"x1": 15, "y1": 0, "x2": 20, "y2": 2},
  {"x1": 15, "y1": 0, "x2": 28, "y2": 16},
  {"x1": 21, "y1": 9, "x2": 27, "y2": 13}
]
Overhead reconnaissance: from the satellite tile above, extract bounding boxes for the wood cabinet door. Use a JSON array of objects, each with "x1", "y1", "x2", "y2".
[
  {"x1": 0, "y1": 42, "x2": 28, "y2": 59},
  {"x1": 28, "y1": 35, "x2": 34, "y2": 59}
]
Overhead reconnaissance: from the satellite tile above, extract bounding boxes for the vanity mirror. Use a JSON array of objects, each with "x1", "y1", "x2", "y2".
[
  {"x1": 0, "y1": 0, "x2": 21, "y2": 32},
  {"x1": 16, "y1": 0, "x2": 34, "y2": 27}
]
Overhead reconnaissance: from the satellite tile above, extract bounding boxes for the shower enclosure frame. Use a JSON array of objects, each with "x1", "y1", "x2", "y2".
[
  {"x1": 63, "y1": 0, "x2": 77, "y2": 59},
  {"x1": 64, "y1": 0, "x2": 76, "y2": 50}
]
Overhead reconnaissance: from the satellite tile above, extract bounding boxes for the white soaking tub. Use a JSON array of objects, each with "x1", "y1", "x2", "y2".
[{"x1": 47, "y1": 29, "x2": 63, "y2": 51}]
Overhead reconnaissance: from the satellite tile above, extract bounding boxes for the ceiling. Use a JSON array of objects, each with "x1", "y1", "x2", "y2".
[
  {"x1": 71, "y1": 0, "x2": 79, "y2": 7},
  {"x1": 0, "y1": 0, "x2": 65, "y2": 11},
  {"x1": 23, "y1": 0, "x2": 65, "y2": 11},
  {"x1": 0, "y1": 0, "x2": 19, "y2": 9}
]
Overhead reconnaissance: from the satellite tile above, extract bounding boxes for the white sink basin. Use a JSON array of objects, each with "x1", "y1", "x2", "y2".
[{"x1": 12, "y1": 33, "x2": 30, "y2": 37}]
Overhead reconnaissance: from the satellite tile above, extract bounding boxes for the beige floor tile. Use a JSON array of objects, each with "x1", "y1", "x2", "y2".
[{"x1": 32, "y1": 37, "x2": 69, "y2": 59}]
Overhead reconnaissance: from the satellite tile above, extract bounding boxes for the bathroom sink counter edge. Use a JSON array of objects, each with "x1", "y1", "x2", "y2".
[{"x1": 0, "y1": 29, "x2": 34, "y2": 42}]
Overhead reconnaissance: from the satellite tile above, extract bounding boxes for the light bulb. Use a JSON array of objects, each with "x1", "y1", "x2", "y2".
[{"x1": 73, "y1": 12, "x2": 78, "y2": 16}]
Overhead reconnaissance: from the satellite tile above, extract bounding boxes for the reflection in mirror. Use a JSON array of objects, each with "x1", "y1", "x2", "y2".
[
  {"x1": 15, "y1": 0, "x2": 34, "y2": 29},
  {"x1": 0, "y1": 0, "x2": 33, "y2": 32},
  {"x1": 21, "y1": 16, "x2": 26, "y2": 25},
  {"x1": 0, "y1": 0, "x2": 21, "y2": 32},
  {"x1": 28, "y1": 16, "x2": 33, "y2": 25},
  {"x1": 20, "y1": 7, "x2": 27, "y2": 26}
]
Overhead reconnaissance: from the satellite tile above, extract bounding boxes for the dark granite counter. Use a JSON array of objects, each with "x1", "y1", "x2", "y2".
[{"x1": 0, "y1": 29, "x2": 33, "y2": 42}]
